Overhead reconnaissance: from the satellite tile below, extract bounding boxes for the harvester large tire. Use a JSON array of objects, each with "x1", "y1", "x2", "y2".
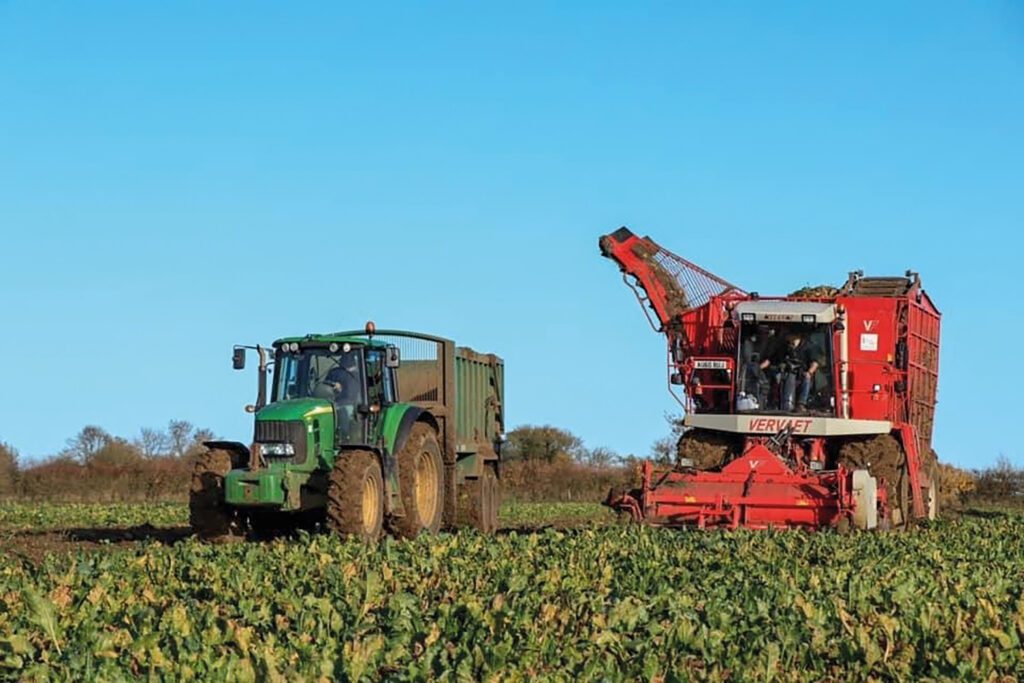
[
  {"x1": 392, "y1": 423, "x2": 445, "y2": 538},
  {"x1": 896, "y1": 467, "x2": 912, "y2": 528},
  {"x1": 838, "y1": 435, "x2": 908, "y2": 528},
  {"x1": 456, "y1": 463, "x2": 500, "y2": 534},
  {"x1": 327, "y1": 450, "x2": 384, "y2": 542},
  {"x1": 676, "y1": 430, "x2": 737, "y2": 470},
  {"x1": 190, "y1": 449, "x2": 245, "y2": 543}
]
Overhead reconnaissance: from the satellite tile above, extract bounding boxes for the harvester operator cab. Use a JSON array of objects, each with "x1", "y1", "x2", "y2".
[{"x1": 733, "y1": 301, "x2": 836, "y2": 416}]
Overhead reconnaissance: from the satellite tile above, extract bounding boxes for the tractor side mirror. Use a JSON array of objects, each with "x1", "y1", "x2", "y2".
[
  {"x1": 233, "y1": 348, "x2": 246, "y2": 370},
  {"x1": 386, "y1": 346, "x2": 401, "y2": 369},
  {"x1": 670, "y1": 373, "x2": 685, "y2": 386}
]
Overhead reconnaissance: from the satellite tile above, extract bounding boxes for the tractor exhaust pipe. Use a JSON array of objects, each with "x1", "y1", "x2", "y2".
[{"x1": 256, "y1": 345, "x2": 269, "y2": 412}]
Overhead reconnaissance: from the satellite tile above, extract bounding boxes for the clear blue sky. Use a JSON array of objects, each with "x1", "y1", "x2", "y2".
[{"x1": 1, "y1": 1, "x2": 1021, "y2": 469}]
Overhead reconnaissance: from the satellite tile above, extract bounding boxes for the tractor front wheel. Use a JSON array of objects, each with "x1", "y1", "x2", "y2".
[
  {"x1": 392, "y1": 423, "x2": 445, "y2": 538},
  {"x1": 189, "y1": 449, "x2": 245, "y2": 543},
  {"x1": 327, "y1": 450, "x2": 384, "y2": 542}
]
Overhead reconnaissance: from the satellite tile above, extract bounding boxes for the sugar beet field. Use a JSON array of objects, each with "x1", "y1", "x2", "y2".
[{"x1": 0, "y1": 503, "x2": 1022, "y2": 680}]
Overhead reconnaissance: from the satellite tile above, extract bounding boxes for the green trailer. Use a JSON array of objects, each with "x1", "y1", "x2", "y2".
[{"x1": 191, "y1": 327, "x2": 504, "y2": 542}]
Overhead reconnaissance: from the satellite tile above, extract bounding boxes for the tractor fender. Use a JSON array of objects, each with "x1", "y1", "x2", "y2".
[
  {"x1": 203, "y1": 440, "x2": 250, "y2": 467},
  {"x1": 390, "y1": 407, "x2": 440, "y2": 459}
]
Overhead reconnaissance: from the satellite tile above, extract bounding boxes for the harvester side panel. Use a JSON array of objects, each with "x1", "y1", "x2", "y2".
[
  {"x1": 907, "y1": 295, "x2": 941, "y2": 449},
  {"x1": 840, "y1": 297, "x2": 900, "y2": 422}
]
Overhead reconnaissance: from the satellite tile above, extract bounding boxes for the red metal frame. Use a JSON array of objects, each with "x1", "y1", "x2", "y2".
[{"x1": 600, "y1": 227, "x2": 940, "y2": 530}]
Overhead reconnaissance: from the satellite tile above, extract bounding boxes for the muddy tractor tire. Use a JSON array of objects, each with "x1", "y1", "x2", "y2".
[
  {"x1": 190, "y1": 448, "x2": 245, "y2": 543},
  {"x1": 327, "y1": 450, "x2": 385, "y2": 542},
  {"x1": 392, "y1": 423, "x2": 445, "y2": 538},
  {"x1": 457, "y1": 463, "x2": 500, "y2": 534}
]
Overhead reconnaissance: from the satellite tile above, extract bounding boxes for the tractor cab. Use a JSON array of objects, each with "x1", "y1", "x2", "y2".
[
  {"x1": 732, "y1": 301, "x2": 838, "y2": 416},
  {"x1": 272, "y1": 338, "x2": 399, "y2": 446}
]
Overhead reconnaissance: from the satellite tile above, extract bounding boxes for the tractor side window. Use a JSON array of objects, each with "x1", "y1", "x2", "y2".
[{"x1": 365, "y1": 349, "x2": 389, "y2": 406}]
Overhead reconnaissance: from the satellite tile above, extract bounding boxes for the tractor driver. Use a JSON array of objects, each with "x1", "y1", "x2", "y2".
[
  {"x1": 773, "y1": 332, "x2": 824, "y2": 413},
  {"x1": 323, "y1": 358, "x2": 361, "y2": 405}
]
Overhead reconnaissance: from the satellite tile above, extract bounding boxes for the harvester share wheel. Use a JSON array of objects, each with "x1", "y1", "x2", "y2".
[
  {"x1": 838, "y1": 435, "x2": 910, "y2": 529},
  {"x1": 392, "y1": 423, "x2": 445, "y2": 538},
  {"x1": 327, "y1": 450, "x2": 384, "y2": 542},
  {"x1": 925, "y1": 459, "x2": 940, "y2": 521},
  {"x1": 189, "y1": 448, "x2": 245, "y2": 543},
  {"x1": 457, "y1": 463, "x2": 500, "y2": 534}
]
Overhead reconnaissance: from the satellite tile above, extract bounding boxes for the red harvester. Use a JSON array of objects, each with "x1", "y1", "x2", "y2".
[{"x1": 601, "y1": 228, "x2": 941, "y2": 530}]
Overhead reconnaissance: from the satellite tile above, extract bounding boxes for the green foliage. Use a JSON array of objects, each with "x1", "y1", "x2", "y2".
[
  {"x1": 0, "y1": 503, "x2": 188, "y2": 531},
  {"x1": 0, "y1": 505, "x2": 1022, "y2": 679},
  {"x1": 498, "y1": 502, "x2": 614, "y2": 527},
  {"x1": 503, "y1": 425, "x2": 586, "y2": 463}
]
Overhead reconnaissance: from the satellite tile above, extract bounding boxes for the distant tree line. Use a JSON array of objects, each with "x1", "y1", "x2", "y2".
[
  {"x1": 0, "y1": 421, "x2": 214, "y2": 503},
  {"x1": 0, "y1": 421, "x2": 1018, "y2": 506}
]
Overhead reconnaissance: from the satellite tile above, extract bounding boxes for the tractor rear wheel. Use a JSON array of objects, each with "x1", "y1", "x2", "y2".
[
  {"x1": 457, "y1": 463, "x2": 500, "y2": 533},
  {"x1": 189, "y1": 448, "x2": 245, "y2": 543},
  {"x1": 327, "y1": 450, "x2": 384, "y2": 542},
  {"x1": 392, "y1": 423, "x2": 445, "y2": 538}
]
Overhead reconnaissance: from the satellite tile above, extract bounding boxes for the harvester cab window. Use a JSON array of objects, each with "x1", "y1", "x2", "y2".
[{"x1": 737, "y1": 323, "x2": 835, "y2": 415}]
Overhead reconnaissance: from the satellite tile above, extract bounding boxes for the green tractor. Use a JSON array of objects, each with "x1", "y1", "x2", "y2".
[{"x1": 190, "y1": 326, "x2": 504, "y2": 542}]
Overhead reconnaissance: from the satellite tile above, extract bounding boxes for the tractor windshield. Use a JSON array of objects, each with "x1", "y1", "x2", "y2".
[
  {"x1": 275, "y1": 347, "x2": 365, "y2": 405},
  {"x1": 736, "y1": 323, "x2": 835, "y2": 415}
]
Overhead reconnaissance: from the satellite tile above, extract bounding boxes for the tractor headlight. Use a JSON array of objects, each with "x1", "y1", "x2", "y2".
[{"x1": 262, "y1": 443, "x2": 295, "y2": 457}]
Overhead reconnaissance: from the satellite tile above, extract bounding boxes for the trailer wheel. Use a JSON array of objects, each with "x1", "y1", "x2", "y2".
[
  {"x1": 327, "y1": 450, "x2": 384, "y2": 542},
  {"x1": 392, "y1": 423, "x2": 444, "y2": 538},
  {"x1": 457, "y1": 463, "x2": 499, "y2": 533},
  {"x1": 189, "y1": 449, "x2": 245, "y2": 543}
]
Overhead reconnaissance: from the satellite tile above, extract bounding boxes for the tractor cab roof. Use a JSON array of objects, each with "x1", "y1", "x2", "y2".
[{"x1": 273, "y1": 334, "x2": 389, "y2": 349}]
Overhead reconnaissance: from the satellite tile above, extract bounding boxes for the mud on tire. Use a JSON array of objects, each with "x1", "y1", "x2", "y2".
[
  {"x1": 327, "y1": 450, "x2": 384, "y2": 542},
  {"x1": 189, "y1": 449, "x2": 245, "y2": 543},
  {"x1": 391, "y1": 423, "x2": 445, "y2": 538},
  {"x1": 676, "y1": 430, "x2": 738, "y2": 471},
  {"x1": 838, "y1": 435, "x2": 909, "y2": 528}
]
